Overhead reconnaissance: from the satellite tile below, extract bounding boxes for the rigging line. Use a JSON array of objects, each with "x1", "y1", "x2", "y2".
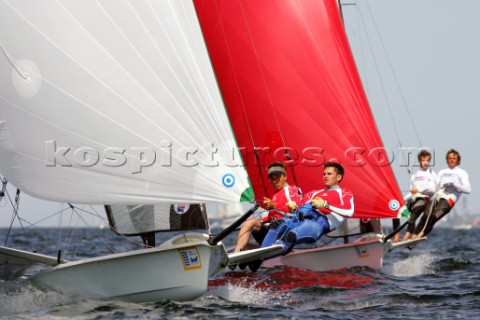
[
  {"x1": 355, "y1": 3, "x2": 402, "y2": 144},
  {"x1": 0, "y1": 44, "x2": 27, "y2": 79},
  {"x1": 4, "y1": 189, "x2": 35, "y2": 252},
  {"x1": 87, "y1": 204, "x2": 109, "y2": 224},
  {"x1": 24, "y1": 206, "x2": 73, "y2": 227},
  {"x1": 3, "y1": 188, "x2": 16, "y2": 246},
  {"x1": 357, "y1": 2, "x2": 412, "y2": 177},
  {"x1": 70, "y1": 205, "x2": 117, "y2": 254},
  {"x1": 57, "y1": 205, "x2": 62, "y2": 248},
  {"x1": 354, "y1": 1, "x2": 369, "y2": 94},
  {"x1": 417, "y1": 196, "x2": 436, "y2": 236},
  {"x1": 361, "y1": 0, "x2": 419, "y2": 178},
  {"x1": 363, "y1": 0, "x2": 423, "y2": 147},
  {"x1": 63, "y1": 205, "x2": 78, "y2": 251},
  {"x1": 108, "y1": 224, "x2": 151, "y2": 248},
  {"x1": 238, "y1": 0, "x2": 301, "y2": 190},
  {"x1": 75, "y1": 205, "x2": 108, "y2": 224},
  {"x1": 355, "y1": 1, "x2": 413, "y2": 178},
  {"x1": 213, "y1": 0, "x2": 268, "y2": 196}
]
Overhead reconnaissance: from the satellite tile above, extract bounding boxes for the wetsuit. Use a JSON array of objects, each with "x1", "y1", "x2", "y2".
[
  {"x1": 404, "y1": 168, "x2": 437, "y2": 234},
  {"x1": 261, "y1": 186, "x2": 354, "y2": 255},
  {"x1": 414, "y1": 166, "x2": 471, "y2": 236}
]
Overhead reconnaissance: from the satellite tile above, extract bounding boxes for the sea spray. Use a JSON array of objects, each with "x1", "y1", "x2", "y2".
[
  {"x1": 0, "y1": 281, "x2": 73, "y2": 315},
  {"x1": 383, "y1": 249, "x2": 438, "y2": 277}
]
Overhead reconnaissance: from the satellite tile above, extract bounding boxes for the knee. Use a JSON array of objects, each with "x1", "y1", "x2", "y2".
[
  {"x1": 251, "y1": 222, "x2": 261, "y2": 233},
  {"x1": 242, "y1": 218, "x2": 259, "y2": 230},
  {"x1": 285, "y1": 230, "x2": 297, "y2": 243}
]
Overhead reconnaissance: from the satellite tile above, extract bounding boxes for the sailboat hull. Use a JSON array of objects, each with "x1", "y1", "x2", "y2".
[
  {"x1": 263, "y1": 236, "x2": 386, "y2": 272},
  {"x1": 29, "y1": 233, "x2": 228, "y2": 302}
]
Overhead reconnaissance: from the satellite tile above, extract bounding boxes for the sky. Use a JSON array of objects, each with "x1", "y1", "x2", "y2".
[
  {"x1": 1, "y1": 0, "x2": 479, "y2": 227},
  {"x1": 341, "y1": 0, "x2": 480, "y2": 219}
]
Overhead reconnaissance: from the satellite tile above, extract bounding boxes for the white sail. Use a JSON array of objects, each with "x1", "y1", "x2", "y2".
[{"x1": 0, "y1": 0, "x2": 252, "y2": 205}]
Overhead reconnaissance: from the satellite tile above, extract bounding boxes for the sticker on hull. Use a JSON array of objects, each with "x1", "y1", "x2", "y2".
[
  {"x1": 178, "y1": 247, "x2": 202, "y2": 271},
  {"x1": 355, "y1": 245, "x2": 370, "y2": 258}
]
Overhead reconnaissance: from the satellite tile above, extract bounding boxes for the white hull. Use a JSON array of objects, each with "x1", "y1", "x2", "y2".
[
  {"x1": 29, "y1": 233, "x2": 228, "y2": 302},
  {"x1": 262, "y1": 235, "x2": 427, "y2": 272},
  {"x1": 263, "y1": 236, "x2": 386, "y2": 272}
]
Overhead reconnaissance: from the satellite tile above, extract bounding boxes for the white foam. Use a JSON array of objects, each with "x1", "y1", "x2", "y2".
[
  {"x1": 0, "y1": 282, "x2": 73, "y2": 315},
  {"x1": 206, "y1": 279, "x2": 287, "y2": 305},
  {"x1": 383, "y1": 250, "x2": 437, "y2": 277}
]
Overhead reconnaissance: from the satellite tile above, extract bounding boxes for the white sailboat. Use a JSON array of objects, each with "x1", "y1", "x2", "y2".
[
  {"x1": 0, "y1": 0, "x2": 282, "y2": 302},
  {"x1": 194, "y1": 0, "x2": 425, "y2": 272},
  {"x1": 0, "y1": 0, "x2": 426, "y2": 302}
]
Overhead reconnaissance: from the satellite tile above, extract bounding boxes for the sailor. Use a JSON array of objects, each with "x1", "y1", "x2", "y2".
[
  {"x1": 398, "y1": 149, "x2": 437, "y2": 241},
  {"x1": 233, "y1": 161, "x2": 301, "y2": 254},
  {"x1": 413, "y1": 149, "x2": 471, "y2": 238},
  {"x1": 261, "y1": 161, "x2": 354, "y2": 256}
]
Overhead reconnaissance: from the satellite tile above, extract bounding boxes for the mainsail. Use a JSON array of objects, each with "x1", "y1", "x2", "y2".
[
  {"x1": 194, "y1": 0, "x2": 408, "y2": 219},
  {"x1": 0, "y1": 0, "x2": 253, "y2": 205}
]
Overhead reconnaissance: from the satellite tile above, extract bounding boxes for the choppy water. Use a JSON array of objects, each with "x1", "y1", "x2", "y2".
[{"x1": 1, "y1": 227, "x2": 479, "y2": 319}]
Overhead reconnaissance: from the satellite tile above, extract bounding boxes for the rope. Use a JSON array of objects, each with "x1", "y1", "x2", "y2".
[
  {"x1": 0, "y1": 44, "x2": 27, "y2": 80},
  {"x1": 352, "y1": 1, "x2": 424, "y2": 179},
  {"x1": 3, "y1": 188, "x2": 36, "y2": 252},
  {"x1": 417, "y1": 197, "x2": 437, "y2": 236},
  {"x1": 362, "y1": 0, "x2": 423, "y2": 147}
]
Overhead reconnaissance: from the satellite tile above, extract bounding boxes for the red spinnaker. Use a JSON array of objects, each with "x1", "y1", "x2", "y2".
[{"x1": 194, "y1": 0, "x2": 406, "y2": 218}]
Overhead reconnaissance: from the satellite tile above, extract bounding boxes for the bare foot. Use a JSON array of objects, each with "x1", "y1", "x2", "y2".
[
  {"x1": 412, "y1": 232, "x2": 423, "y2": 239},
  {"x1": 392, "y1": 234, "x2": 401, "y2": 243},
  {"x1": 402, "y1": 232, "x2": 411, "y2": 241}
]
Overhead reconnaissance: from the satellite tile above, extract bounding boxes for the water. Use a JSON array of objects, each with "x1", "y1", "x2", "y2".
[{"x1": 1, "y1": 227, "x2": 479, "y2": 319}]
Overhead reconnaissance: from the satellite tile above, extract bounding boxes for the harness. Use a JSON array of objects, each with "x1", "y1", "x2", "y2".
[{"x1": 434, "y1": 188, "x2": 457, "y2": 207}]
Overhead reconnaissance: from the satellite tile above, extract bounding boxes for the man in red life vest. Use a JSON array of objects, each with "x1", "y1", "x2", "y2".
[
  {"x1": 233, "y1": 161, "x2": 301, "y2": 253},
  {"x1": 262, "y1": 162, "x2": 354, "y2": 256}
]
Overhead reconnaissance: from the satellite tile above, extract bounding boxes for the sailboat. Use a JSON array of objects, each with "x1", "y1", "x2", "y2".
[
  {"x1": 0, "y1": 0, "x2": 424, "y2": 302},
  {"x1": 194, "y1": 0, "x2": 425, "y2": 272},
  {"x1": 0, "y1": 0, "x2": 283, "y2": 302}
]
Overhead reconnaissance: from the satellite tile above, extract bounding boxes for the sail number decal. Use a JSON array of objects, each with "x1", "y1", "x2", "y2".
[
  {"x1": 355, "y1": 245, "x2": 369, "y2": 258},
  {"x1": 222, "y1": 173, "x2": 235, "y2": 188},
  {"x1": 178, "y1": 247, "x2": 202, "y2": 271}
]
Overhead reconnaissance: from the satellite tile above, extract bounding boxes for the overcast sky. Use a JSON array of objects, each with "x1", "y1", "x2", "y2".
[{"x1": 1, "y1": 0, "x2": 478, "y2": 227}]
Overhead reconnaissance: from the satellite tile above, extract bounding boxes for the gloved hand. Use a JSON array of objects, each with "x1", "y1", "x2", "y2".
[
  {"x1": 442, "y1": 182, "x2": 454, "y2": 189},
  {"x1": 297, "y1": 203, "x2": 311, "y2": 220},
  {"x1": 297, "y1": 203, "x2": 319, "y2": 220},
  {"x1": 286, "y1": 201, "x2": 297, "y2": 210},
  {"x1": 312, "y1": 197, "x2": 329, "y2": 209},
  {"x1": 270, "y1": 218, "x2": 284, "y2": 229}
]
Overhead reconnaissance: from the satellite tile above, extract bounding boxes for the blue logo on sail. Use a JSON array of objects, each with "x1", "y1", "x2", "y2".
[
  {"x1": 389, "y1": 200, "x2": 400, "y2": 211},
  {"x1": 222, "y1": 174, "x2": 235, "y2": 188}
]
